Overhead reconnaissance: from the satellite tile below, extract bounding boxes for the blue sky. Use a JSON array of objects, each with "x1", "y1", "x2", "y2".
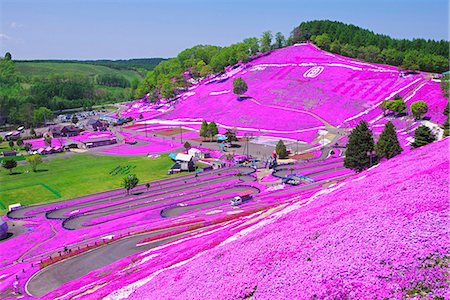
[{"x1": 0, "y1": 0, "x2": 448, "y2": 60}]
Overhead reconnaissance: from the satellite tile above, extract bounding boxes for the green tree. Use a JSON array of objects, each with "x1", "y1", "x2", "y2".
[
  {"x1": 224, "y1": 128, "x2": 239, "y2": 144},
  {"x1": 375, "y1": 121, "x2": 403, "y2": 159},
  {"x1": 207, "y1": 122, "x2": 218, "y2": 141},
  {"x1": 276, "y1": 140, "x2": 288, "y2": 159},
  {"x1": 30, "y1": 128, "x2": 36, "y2": 136},
  {"x1": 386, "y1": 99, "x2": 406, "y2": 115},
  {"x1": 243, "y1": 37, "x2": 260, "y2": 55},
  {"x1": 410, "y1": 101, "x2": 428, "y2": 120},
  {"x1": 344, "y1": 120, "x2": 377, "y2": 172},
  {"x1": 441, "y1": 75, "x2": 449, "y2": 99},
  {"x1": 4, "y1": 52, "x2": 12, "y2": 60},
  {"x1": 411, "y1": 125, "x2": 436, "y2": 148},
  {"x1": 260, "y1": 31, "x2": 273, "y2": 53},
  {"x1": 380, "y1": 100, "x2": 389, "y2": 116},
  {"x1": 442, "y1": 117, "x2": 449, "y2": 137},
  {"x1": 200, "y1": 120, "x2": 209, "y2": 139},
  {"x1": 26, "y1": 154, "x2": 43, "y2": 172},
  {"x1": 8, "y1": 140, "x2": 14, "y2": 149},
  {"x1": 314, "y1": 33, "x2": 331, "y2": 51},
  {"x1": 71, "y1": 115, "x2": 79, "y2": 124},
  {"x1": 274, "y1": 32, "x2": 286, "y2": 49},
  {"x1": 2, "y1": 159, "x2": 17, "y2": 175},
  {"x1": 444, "y1": 101, "x2": 449, "y2": 116},
  {"x1": 123, "y1": 174, "x2": 139, "y2": 194},
  {"x1": 232, "y1": 77, "x2": 248, "y2": 99},
  {"x1": 16, "y1": 138, "x2": 23, "y2": 147},
  {"x1": 33, "y1": 107, "x2": 53, "y2": 126}
]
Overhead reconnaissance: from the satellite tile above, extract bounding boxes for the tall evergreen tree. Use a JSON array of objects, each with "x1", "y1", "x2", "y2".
[
  {"x1": 411, "y1": 125, "x2": 436, "y2": 148},
  {"x1": 344, "y1": 120, "x2": 377, "y2": 172},
  {"x1": 207, "y1": 121, "x2": 218, "y2": 141},
  {"x1": 375, "y1": 121, "x2": 403, "y2": 159},
  {"x1": 275, "y1": 140, "x2": 288, "y2": 159},
  {"x1": 199, "y1": 120, "x2": 208, "y2": 139}
]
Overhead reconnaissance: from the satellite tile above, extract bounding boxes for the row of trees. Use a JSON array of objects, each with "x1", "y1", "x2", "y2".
[
  {"x1": 2, "y1": 154, "x2": 43, "y2": 174},
  {"x1": 344, "y1": 120, "x2": 436, "y2": 172},
  {"x1": 380, "y1": 96, "x2": 430, "y2": 120},
  {"x1": 136, "y1": 30, "x2": 287, "y2": 101},
  {"x1": 292, "y1": 20, "x2": 449, "y2": 73},
  {"x1": 199, "y1": 120, "x2": 219, "y2": 141}
]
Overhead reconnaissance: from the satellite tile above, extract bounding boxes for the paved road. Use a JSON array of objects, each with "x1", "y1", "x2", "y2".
[
  {"x1": 26, "y1": 228, "x2": 194, "y2": 298},
  {"x1": 8, "y1": 166, "x2": 254, "y2": 219}
]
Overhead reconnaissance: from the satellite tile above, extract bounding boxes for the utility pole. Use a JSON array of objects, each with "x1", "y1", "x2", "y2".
[{"x1": 180, "y1": 125, "x2": 183, "y2": 143}]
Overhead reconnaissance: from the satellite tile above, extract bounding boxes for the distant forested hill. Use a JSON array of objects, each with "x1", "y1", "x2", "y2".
[
  {"x1": 291, "y1": 20, "x2": 449, "y2": 73},
  {"x1": 16, "y1": 58, "x2": 165, "y2": 71}
]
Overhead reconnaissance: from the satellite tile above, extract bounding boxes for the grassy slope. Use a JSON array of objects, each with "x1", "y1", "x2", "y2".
[
  {"x1": 0, "y1": 153, "x2": 174, "y2": 215},
  {"x1": 15, "y1": 62, "x2": 144, "y2": 82}
]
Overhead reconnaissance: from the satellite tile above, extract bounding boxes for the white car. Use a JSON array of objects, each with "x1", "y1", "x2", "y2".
[{"x1": 231, "y1": 196, "x2": 242, "y2": 206}]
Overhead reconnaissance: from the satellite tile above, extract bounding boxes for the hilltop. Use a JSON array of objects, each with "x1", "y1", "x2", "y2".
[{"x1": 126, "y1": 43, "x2": 447, "y2": 148}]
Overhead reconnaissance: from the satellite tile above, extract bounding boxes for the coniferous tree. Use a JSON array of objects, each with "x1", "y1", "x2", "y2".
[
  {"x1": 199, "y1": 120, "x2": 208, "y2": 139},
  {"x1": 411, "y1": 125, "x2": 436, "y2": 148},
  {"x1": 276, "y1": 140, "x2": 288, "y2": 159},
  {"x1": 207, "y1": 122, "x2": 218, "y2": 141},
  {"x1": 375, "y1": 121, "x2": 403, "y2": 159},
  {"x1": 344, "y1": 120, "x2": 377, "y2": 172}
]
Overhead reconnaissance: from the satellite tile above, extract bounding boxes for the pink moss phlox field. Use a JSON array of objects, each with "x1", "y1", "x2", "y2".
[
  {"x1": 69, "y1": 131, "x2": 116, "y2": 142},
  {"x1": 26, "y1": 138, "x2": 68, "y2": 149},
  {"x1": 113, "y1": 139, "x2": 449, "y2": 299}
]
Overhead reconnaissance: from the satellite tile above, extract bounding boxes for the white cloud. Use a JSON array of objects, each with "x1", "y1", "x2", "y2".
[
  {"x1": 0, "y1": 33, "x2": 11, "y2": 40},
  {"x1": 10, "y1": 22, "x2": 24, "y2": 28}
]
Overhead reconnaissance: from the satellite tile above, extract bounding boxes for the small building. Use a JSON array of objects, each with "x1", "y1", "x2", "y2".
[
  {"x1": 168, "y1": 153, "x2": 195, "y2": 173},
  {"x1": 2, "y1": 150, "x2": 17, "y2": 157},
  {"x1": 87, "y1": 119, "x2": 108, "y2": 131},
  {"x1": 175, "y1": 154, "x2": 195, "y2": 171},
  {"x1": 188, "y1": 148, "x2": 202, "y2": 158},
  {"x1": 50, "y1": 125, "x2": 82, "y2": 137},
  {"x1": 0, "y1": 219, "x2": 8, "y2": 240},
  {"x1": 81, "y1": 137, "x2": 117, "y2": 148}
]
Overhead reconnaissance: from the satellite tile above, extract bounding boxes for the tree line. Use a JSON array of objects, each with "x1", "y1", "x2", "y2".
[{"x1": 136, "y1": 31, "x2": 287, "y2": 100}]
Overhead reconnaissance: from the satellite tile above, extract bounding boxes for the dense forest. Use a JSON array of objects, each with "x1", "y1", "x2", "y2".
[
  {"x1": 1, "y1": 20, "x2": 448, "y2": 127},
  {"x1": 136, "y1": 20, "x2": 449, "y2": 100}
]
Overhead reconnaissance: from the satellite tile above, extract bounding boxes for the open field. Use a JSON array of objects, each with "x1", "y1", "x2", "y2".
[
  {"x1": 15, "y1": 62, "x2": 144, "y2": 82},
  {"x1": 0, "y1": 154, "x2": 174, "y2": 215}
]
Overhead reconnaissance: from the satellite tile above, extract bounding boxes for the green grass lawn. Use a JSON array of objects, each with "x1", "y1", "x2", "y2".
[{"x1": 0, "y1": 154, "x2": 175, "y2": 215}]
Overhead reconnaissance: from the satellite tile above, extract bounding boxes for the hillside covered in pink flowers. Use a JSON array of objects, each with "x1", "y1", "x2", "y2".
[{"x1": 108, "y1": 139, "x2": 449, "y2": 299}]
